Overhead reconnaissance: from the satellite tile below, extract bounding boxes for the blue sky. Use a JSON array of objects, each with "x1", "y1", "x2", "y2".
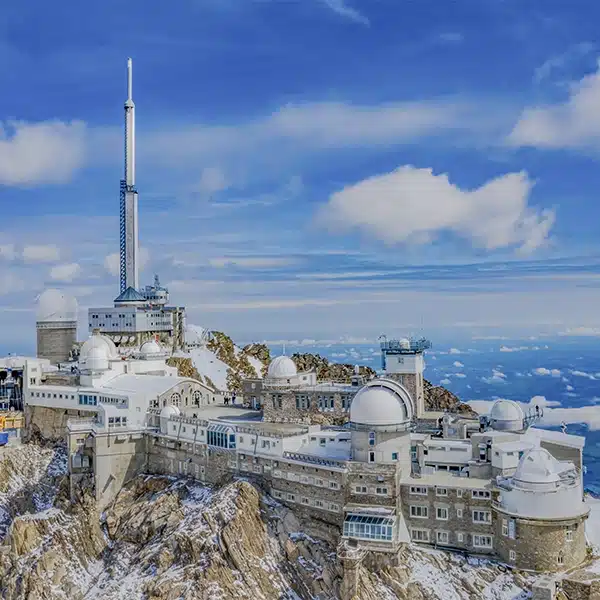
[{"x1": 3, "y1": 0, "x2": 600, "y2": 349}]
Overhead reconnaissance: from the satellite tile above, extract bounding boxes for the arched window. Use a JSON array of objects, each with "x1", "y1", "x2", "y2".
[
  {"x1": 193, "y1": 390, "x2": 202, "y2": 406},
  {"x1": 170, "y1": 392, "x2": 181, "y2": 407}
]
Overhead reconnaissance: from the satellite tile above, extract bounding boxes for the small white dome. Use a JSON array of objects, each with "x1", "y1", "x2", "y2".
[
  {"x1": 80, "y1": 334, "x2": 118, "y2": 363},
  {"x1": 399, "y1": 338, "x2": 411, "y2": 349},
  {"x1": 350, "y1": 379, "x2": 412, "y2": 427},
  {"x1": 267, "y1": 355, "x2": 297, "y2": 379},
  {"x1": 513, "y1": 448, "x2": 561, "y2": 485},
  {"x1": 489, "y1": 399, "x2": 524, "y2": 431},
  {"x1": 160, "y1": 404, "x2": 180, "y2": 419},
  {"x1": 36, "y1": 289, "x2": 78, "y2": 323},
  {"x1": 86, "y1": 346, "x2": 109, "y2": 371},
  {"x1": 140, "y1": 339, "x2": 163, "y2": 358}
]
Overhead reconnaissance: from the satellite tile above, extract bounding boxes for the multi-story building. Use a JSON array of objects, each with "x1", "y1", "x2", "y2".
[{"x1": 22, "y1": 342, "x2": 591, "y2": 575}]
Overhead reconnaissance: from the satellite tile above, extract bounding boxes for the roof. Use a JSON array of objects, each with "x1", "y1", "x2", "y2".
[
  {"x1": 101, "y1": 374, "x2": 193, "y2": 397},
  {"x1": 350, "y1": 379, "x2": 412, "y2": 427},
  {"x1": 525, "y1": 427, "x2": 586, "y2": 450},
  {"x1": 494, "y1": 440, "x2": 534, "y2": 453},
  {"x1": 114, "y1": 287, "x2": 146, "y2": 303}
]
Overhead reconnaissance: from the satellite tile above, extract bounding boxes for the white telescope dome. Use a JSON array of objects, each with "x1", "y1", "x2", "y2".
[
  {"x1": 267, "y1": 355, "x2": 297, "y2": 379},
  {"x1": 36, "y1": 289, "x2": 78, "y2": 323},
  {"x1": 350, "y1": 379, "x2": 413, "y2": 427}
]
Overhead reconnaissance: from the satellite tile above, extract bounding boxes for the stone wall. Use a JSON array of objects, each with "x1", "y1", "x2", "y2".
[
  {"x1": 561, "y1": 575, "x2": 600, "y2": 600},
  {"x1": 494, "y1": 508, "x2": 588, "y2": 572},
  {"x1": 399, "y1": 483, "x2": 495, "y2": 553},
  {"x1": 24, "y1": 405, "x2": 95, "y2": 443},
  {"x1": 262, "y1": 390, "x2": 354, "y2": 425},
  {"x1": 36, "y1": 322, "x2": 76, "y2": 364}
]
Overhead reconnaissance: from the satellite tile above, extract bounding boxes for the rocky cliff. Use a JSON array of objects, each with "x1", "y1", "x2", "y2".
[
  {"x1": 422, "y1": 379, "x2": 478, "y2": 417},
  {"x1": 0, "y1": 443, "x2": 545, "y2": 600}
]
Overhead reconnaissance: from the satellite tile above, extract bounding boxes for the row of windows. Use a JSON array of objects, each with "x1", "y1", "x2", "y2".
[
  {"x1": 31, "y1": 391, "x2": 76, "y2": 401},
  {"x1": 409, "y1": 505, "x2": 491, "y2": 523},
  {"x1": 354, "y1": 485, "x2": 389, "y2": 496},
  {"x1": 411, "y1": 529, "x2": 494, "y2": 549},
  {"x1": 207, "y1": 430, "x2": 236, "y2": 449},
  {"x1": 272, "y1": 470, "x2": 342, "y2": 489},
  {"x1": 79, "y1": 394, "x2": 97, "y2": 406},
  {"x1": 409, "y1": 486, "x2": 491, "y2": 500},
  {"x1": 271, "y1": 489, "x2": 340, "y2": 512},
  {"x1": 343, "y1": 521, "x2": 394, "y2": 542},
  {"x1": 108, "y1": 416, "x2": 127, "y2": 427}
]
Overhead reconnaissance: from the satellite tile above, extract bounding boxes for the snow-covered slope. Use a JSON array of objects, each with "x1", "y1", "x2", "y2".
[
  {"x1": 0, "y1": 442, "x2": 579, "y2": 600},
  {"x1": 189, "y1": 346, "x2": 232, "y2": 391}
]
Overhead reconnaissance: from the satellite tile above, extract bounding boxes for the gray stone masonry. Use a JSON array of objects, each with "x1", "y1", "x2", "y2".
[
  {"x1": 346, "y1": 462, "x2": 399, "y2": 510},
  {"x1": 494, "y1": 506, "x2": 588, "y2": 572},
  {"x1": 399, "y1": 483, "x2": 495, "y2": 554},
  {"x1": 262, "y1": 389, "x2": 354, "y2": 424}
]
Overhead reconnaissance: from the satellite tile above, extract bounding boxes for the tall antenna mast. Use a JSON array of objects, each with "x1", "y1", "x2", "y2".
[{"x1": 119, "y1": 57, "x2": 139, "y2": 292}]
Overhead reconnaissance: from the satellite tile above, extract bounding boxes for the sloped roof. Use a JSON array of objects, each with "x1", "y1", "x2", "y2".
[{"x1": 114, "y1": 287, "x2": 146, "y2": 303}]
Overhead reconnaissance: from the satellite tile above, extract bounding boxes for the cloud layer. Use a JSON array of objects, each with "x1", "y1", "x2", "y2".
[{"x1": 317, "y1": 166, "x2": 554, "y2": 253}]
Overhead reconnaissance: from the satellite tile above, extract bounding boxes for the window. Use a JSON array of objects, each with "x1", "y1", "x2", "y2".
[
  {"x1": 509, "y1": 550, "x2": 516, "y2": 561},
  {"x1": 286, "y1": 493, "x2": 296, "y2": 502},
  {"x1": 472, "y1": 535, "x2": 493, "y2": 548},
  {"x1": 392, "y1": 452, "x2": 399, "y2": 461},
  {"x1": 436, "y1": 507, "x2": 449, "y2": 521},
  {"x1": 472, "y1": 490, "x2": 491, "y2": 499},
  {"x1": 410, "y1": 446, "x2": 417, "y2": 461},
  {"x1": 411, "y1": 529, "x2": 429, "y2": 542},
  {"x1": 557, "y1": 553, "x2": 564, "y2": 566},
  {"x1": 502, "y1": 519, "x2": 508, "y2": 537},
  {"x1": 410, "y1": 486, "x2": 428, "y2": 496},
  {"x1": 369, "y1": 451, "x2": 375, "y2": 463},
  {"x1": 329, "y1": 481, "x2": 340, "y2": 489},
  {"x1": 457, "y1": 509, "x2": 463, "y2": 518},
  {"x1": 314, "y1": 499, "x2": 324, "y2": 508},
  {"x1": 301, "y1": 497, "x2": 310, "y2": 505},
  {"x1": 315, "y1": 478, "x2": 324, "y2": 487},
  {"x1": 319, "y1": 438, "x2": 326, "y2": 447},
  {"x1": 376, "y1": 487, "x2": 388, "y2": 495},
  {"x1": 436, "y1": 531, "x2": 449, "y2": 544},
  {"x1": 457, "y1": 533, "x2": 464, "y2": 543},
  {"x1": 329, "y1": 503, "x2": 339, "y2": 512},
  {"x1": 473, "y1": 510, "x2": 491, "y2": 524},
  {"x1": 355, "y1": 485, "x2": 367, "y2": 494},
  {"x1": 566, "y1": 528, "x2": 574, "y2": 542},
  {"x1": 436, "y1": 487, "x2": 448, "y2": 497},
  {"x1": 410, "y1": 505, "x2": 428, "y2": 519},
  {"x1": 369, "y1": 432, "x2": 376, "y2": 446},
  {"x1": 344, "y1": 515, "x2": 394, "y2": 541}
]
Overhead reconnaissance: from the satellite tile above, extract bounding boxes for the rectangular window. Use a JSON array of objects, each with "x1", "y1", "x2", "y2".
[
  {"x1": 355, "y1": 485, "x2": 367, "y2": 494},
  {"x1": 410, "y1": 505, "x2": 428, "y2": 518},
  {"x1": 509, "y1": 550, "x2": 516, "y2": 561},
  {"x1": 376, "y1": 487, "x2": 388, "y2": 495},
  {"x1": 472, "y1": 535, "x2": 493, "y2": 549},
  {"x1": 457, "y1": 533, "x2": 464, "y2": 543},
  {"x1": 436, "y1": 531, "x2": 449, "y2": 544},
  {"x1": 410, "y1": 446, "x2": 417, "y2": 460},
  {"x1": 286, "y1": 494, "x2": 296, "y2": 502},
  {"x1": 502, "y1": 519, "x2": 508, "y2": 537},
  {"x1": 329, "y1": 503, "x2": 339, "y2": 512},
  {"x1": 301, "y1": 497, "x2": 310, "y2": 505},
  {"x1": 566, "y1": 528, "x2": 574, "y2": 542},
  {"x1": 436, "y1": 507, "x2": 448, "y2": 521},
  {"x1": 314, "y1": 499, "x2": 324, "y2": 508},
  {"x1": 473, "y1": 510, "x2": 491, "y2": 524},
  {"x1": 392, "y1": 452, "x2": 399, "y2": 460},
  {"x1": 329, "y1": 481, "x2": 339, "y2": 489},
  {"x1": 472, "y1": 490, "x2": 491, "y2": 499},
  {"x1": 436, "y1": 487, "x2": 448, "y2": 497},
  {"x1": 411, "y1": 529, "x2": 429, "y2": 542},
  {"x1": 410, "y1": 486, "x2": 428, "y2": 496},
  {"x1": 457, "y1": 509, "x2": 463, "y2": 518}
]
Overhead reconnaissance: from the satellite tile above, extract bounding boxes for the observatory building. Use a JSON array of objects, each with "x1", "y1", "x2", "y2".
[
  {"x1": 87, "y1": 58, "x2": 186, "y2": 351},
  {"x1": 36, "y1": 289, "x2": 78, "y2": 364}
]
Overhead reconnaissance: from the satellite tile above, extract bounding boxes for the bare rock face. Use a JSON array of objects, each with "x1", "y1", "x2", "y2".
[
  {"x1": 0, "y1": 444, "x2": 538, "y2": 599},
  {"x1": 423, "y1": 379, "x2": 477, "y2": 416},
  {"x1": 166, "y1": 357, "x2": 206, "y2": 386},
  {"x1": 291, "y1": 353, "x2": 376, "y2": 382}
]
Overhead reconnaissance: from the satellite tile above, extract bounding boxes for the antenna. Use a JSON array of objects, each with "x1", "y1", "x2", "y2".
[
  {"x1": 282, "y1": 342, "x2": 286, "y2": 356},
  {"x1": 127, "y1": 57, "x2": 133, "y2": 101}
]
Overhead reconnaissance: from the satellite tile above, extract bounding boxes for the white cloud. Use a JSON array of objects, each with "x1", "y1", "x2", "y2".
[
  {"x1": 533, "y1": 42, "x2": 595, "y2": 85},
  {"x1": 209, "y1": 256, "x2": 297, "y2": 269},
  {"x1": 0, "y1": 244, "x2": 16, "y2": 261},
  {"x1": 571, "y1": 369, "x2": 596, "y2": 380},
  {"x1": 566, "y1": 385, "x2": 574, "y2": 392},
  {"x1": 449, "y1": 348, "x2": 462, "y2": 355},
  {"x1": 499, "y1": 345, "x2": 530, "y2": 352},
  {"x1": 0, "y1": 120, "x2": 86, "y2": 186},
  {"x1": 453, "y1": 361, "x2": 464, "y2": 367},
  {"x1": 317, "y1": 166, "x2": 554, "y2": 254},
  {"x1": 509, "y1": 61, "x2": 600, "y2": 149},
  {"x1": 321, "y1": 0, "x2": 369, "y2": 25},
  {"x1": 22, "y1": 244, "x2": 60, "y2": 263},
  {"x1": 103, "y1": 247, "x2": 150, "y2": 278},
  {"x1": 559, "y1": 327, "x2": 600, "y2": 337},
  {"x1": 440, "y1": 378, "x2": 451, "y2": 385},
  {"x1": 196, "y1": 166, "x2": 229, "y2": 196},
  {"x1": 533, "y1": 367, "x2": 561, "y2": 377},
  {"x1": 49, "y1": 262, "x2": 81, "y2": 282},
  {"x1": 482, "y1": 369, "x2": 507, "y2": 384},
  {"x1": 454, "y1": 373, "x2": 467, "y2": 378}
]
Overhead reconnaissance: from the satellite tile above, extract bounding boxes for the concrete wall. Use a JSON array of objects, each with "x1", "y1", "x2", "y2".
[
  {"x1": 36, "y1": 322, "x2": 76, "y2": 364},
  {"x1": 540, "y1": 440, "x2": 582, "y2": 472}
]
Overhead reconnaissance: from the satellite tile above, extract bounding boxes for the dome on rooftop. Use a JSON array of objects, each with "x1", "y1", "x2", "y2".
[
  {"x1": 350, "y1": 379, "x2": 413, "y2": 428},
  {"x1": 140, "y1": 339, "x2": 164, "y2": 358},
  {"x1": 85, "y1": 345, "x2": 109, "y2": 371},
  {"x1": 267, "y1": 355, "x2": 297, "y2": 379},
  {"x1": 80, "y1": 334, "x2": 118, "y2": 363},
  {"x1": 513, "y1": 447, "x2": 561, "y2": 486},
  {"x1": 489, "y1": 399, "x2": 524, "y2": 431},
  {"x1": 36, "y1": 289, "x2": 78, "y2": 323}
]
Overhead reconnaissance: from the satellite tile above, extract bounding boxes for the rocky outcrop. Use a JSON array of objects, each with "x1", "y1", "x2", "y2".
[
  {"x1": 0, "y1": 444, "x2": 542, "y2": 599},
  {"x1": 291, "y1": 353, "x2": 376, "y2": 381},
  {"x1": 166, "y1": 357, "x2": 207, "y2": 386},
  {"x1": 423, "y1": 379, "x2": 477, "y2": 416}
]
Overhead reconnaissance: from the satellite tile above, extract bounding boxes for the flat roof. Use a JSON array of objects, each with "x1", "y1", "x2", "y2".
[
  {"x1": 525, "y1": 427, "x2": 586, "y2": 450},
  {"x1": 401, "y1": 472, "x2": 491, "y2": 490}
]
